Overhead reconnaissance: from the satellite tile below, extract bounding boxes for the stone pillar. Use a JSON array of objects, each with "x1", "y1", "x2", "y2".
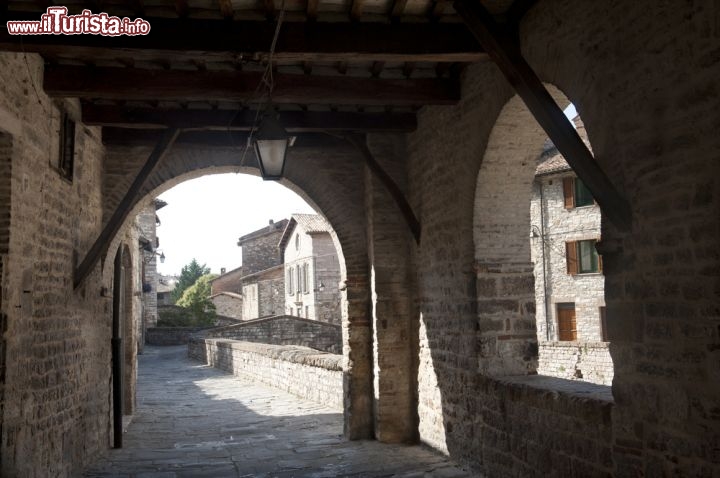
[
  {"x1": 365, "y1": 134, "x2": 417, "y2": 443},
  {"x1": 476, "y1": 261, "x2": 538, "y2": 376}
]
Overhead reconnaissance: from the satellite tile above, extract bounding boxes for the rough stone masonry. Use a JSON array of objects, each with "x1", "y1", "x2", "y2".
[{"x1": 0, "y1": 0, "x2": 718, "y2": 476}]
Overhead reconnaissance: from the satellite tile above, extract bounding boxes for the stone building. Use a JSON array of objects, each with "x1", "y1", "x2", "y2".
[
  {"x1": 531, "y1": 137, "x2": 613, "y2": 385},
  {"x1": 0, "y1": 2, "x2": 718, "y2": 476},
  {"x1": 136, "y1": 198, "x2": 166, "y2": 332},
  {"x1": 240, "y1": 265, "x2": 285, "y2": 319},
  {"x1": 236, "y1": 219, "x2": 288, "y2": 275},
  {"x1": 209, "y1": 265, "x2": 243, "y2": 295},
  {"x1": 279, "y1": 214, "x2": 342, "y2": 324}
]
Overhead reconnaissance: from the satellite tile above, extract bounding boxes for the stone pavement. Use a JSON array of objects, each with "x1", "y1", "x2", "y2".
[{"x1": 83, "y1": 346, "x2": 475, "y2": 478}]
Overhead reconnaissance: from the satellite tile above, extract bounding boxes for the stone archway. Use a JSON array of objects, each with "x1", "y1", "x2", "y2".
[{"x1": 99, "y1": 140, "x2": 375, "y2": 440}]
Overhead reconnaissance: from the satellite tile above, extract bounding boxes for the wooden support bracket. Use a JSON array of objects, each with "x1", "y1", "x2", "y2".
[
  {"x1": 454, "y1": 0, "x2": 632, "y2": 232},
  {"x1": 74, "y1": 128, "x2": 180, "y2": 289},
  {"x1": 344, "y1": 134, "x2": 421, "y2": 244}
]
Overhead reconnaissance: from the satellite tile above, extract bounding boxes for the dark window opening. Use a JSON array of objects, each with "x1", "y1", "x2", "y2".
[{"x1": 59, "y1": 112, "x2": 75, "y2": 182}]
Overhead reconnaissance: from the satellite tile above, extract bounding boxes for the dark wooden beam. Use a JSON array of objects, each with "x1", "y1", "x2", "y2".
[
  {"x1": 345, "y1": 134, "x2": 421, "y2": 244},
  {"x1": 264, "y1": 0, "x2": 275, "y2": 19},
  {"x1": 82, "y1": 105, "x2": 418, "y2": 132},
  {"x1": 74, "y1": 129, "x2": 179, "y2": 289},
  {"x1": 505, "y1": 0, "x2": 538, "y2": 26},
  {"x1": 45, "y1": 66, "x2": 460, "y2": 106},
  {"x1": 0, "y1": 14, "x2": 485, "y2": 63},
  {"x1": 174, "y1": 0, "x2": 189, "y2": 17},
  {"x1": 350, "y1": 0, "x2": 364, "y2": 20},
  {"x1": 389, "y1": 0, "x2": 408, "y2": 19},
  {"x1": 306, "y1": 0, "x2": 319, "y2": 20},
  {"x1": 218, "y1": 0, "x2": 234, "y2": 19},
  {"x1": 454, "y1": 0, "x2": 632, "y2": 231},
  {"x1": 101, "y1": 128, "x2": 348, "y2": 148}
]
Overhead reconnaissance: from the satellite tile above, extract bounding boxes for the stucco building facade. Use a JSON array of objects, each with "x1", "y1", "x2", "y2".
[{"x1": 280, "y1": 214, "x2": 342, "y2": 324}]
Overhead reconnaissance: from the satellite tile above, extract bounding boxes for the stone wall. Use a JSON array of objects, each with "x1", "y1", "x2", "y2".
[
  {"x1": 189, "y1": 338, "x2": 343, "y2": 409},
  {"x1": 0, "y1": 52, "x2": 114, "y2": 477},
  {"x1": 136, "y1": 203, "x2": 159, "y2": 330},
  {"x1": 146, "y1": 327, "x2": 206, "y2": 345},
  {"x1": 210, "y1": 292, "x2": 243, "y2": 320},
  {"x1": 202, "y1": 315, "x2": 341, "y2": 354},
  {"x1": 538, "y1": 342, "x2": 613, "y2": 385},
  {"x1": 238, "y1": 220, "x2": 287, "y2": 276},
  {"x1": 210, "y1": 266, "x2": 243, "y2": 295}
]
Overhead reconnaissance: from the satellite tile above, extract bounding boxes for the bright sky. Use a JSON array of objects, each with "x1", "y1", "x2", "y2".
[{"x1": 155, "y1": 174, "x2": 315, "y2": 276}]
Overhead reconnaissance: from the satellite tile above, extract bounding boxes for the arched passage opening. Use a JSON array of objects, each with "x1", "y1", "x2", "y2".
[
  {"x1": 473, "y1": 86, "x2": 613, "y2": 385},
  {"x1": 100, "y1": 139, "x2": 374, "y2": 443}
]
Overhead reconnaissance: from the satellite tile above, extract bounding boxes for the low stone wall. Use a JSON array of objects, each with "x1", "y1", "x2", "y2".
[
  {"x1": 189, "y1": 338, "x2": 343, "y2": 409},
  {"x1": 146, "y1": 327, "x2": 206, "y2": 345},
  {"x1": 473, "y1": 375, "x2": 614, "y2": 477},
  {"x1": 538, "y1": 341, "x2": 614, "y2": 385},
  {"x1": 201, "y1": 315, "x2": 342, "y2": 353}
]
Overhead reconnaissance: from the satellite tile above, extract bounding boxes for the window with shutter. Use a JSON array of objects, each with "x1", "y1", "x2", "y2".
[
  {"x1": 566, "y1": 241, "x2": 578, "y2": 275},
  {"x1": 557, "y1": 303, "x2": 577, "y2": 341},
  {"x1": 567, "y1": 239, "x2": 602, "y2": 274},
  {"x1": 563, "y1": 177, "x2": 574, "y2": 208},
  {"x1": 574, "y1": 178, "x2": 594, "y2": 206}
]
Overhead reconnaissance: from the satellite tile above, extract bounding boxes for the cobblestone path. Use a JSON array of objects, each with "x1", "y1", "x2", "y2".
[{"x1": 83, "y1": 346, "x2": 474, "y2": 478}]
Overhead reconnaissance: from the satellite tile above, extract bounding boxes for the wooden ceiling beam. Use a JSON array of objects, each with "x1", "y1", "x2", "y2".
[
  {"x1": 81, "y1": 105, "x2": 418, "y2": 132},
  {"x1": 175, "y1": 0, "x2": 189, "y2": 17},
  {"x1": 306, "y1": 0, "x2": 319, "y2": 20},
  {"x1": 45, "y1": 66, "x2": 460, "y2": 106},
  {"x1": 350, "y1": 0, "x2": 364, "y2": 20},
  {"x1": 218, "y1": 0, "x2": 235, "y2": 19},
  {"x1": 454, "y1": 0, "x2": 632, "y2": 231},
  {"x1": 389, "y1": 0, "x2": 408, "y2": 20},
  {"x1": 101, "y1": 128, "x2": 349, "y2": 148},
  {"x1": 0, "y1": 15, "x2": 485, "y2": 63}
]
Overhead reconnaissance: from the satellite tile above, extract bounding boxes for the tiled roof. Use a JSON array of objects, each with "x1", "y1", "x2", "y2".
[
  {"x1": 291, "y1": 213, "x2": 333, "y2": 234},
  {"x1": 237, "y1": 218, "x2": 289, "y2": 244},
  {"x1": 278, "y1": 213, "x2": 333, "y2": 253}
]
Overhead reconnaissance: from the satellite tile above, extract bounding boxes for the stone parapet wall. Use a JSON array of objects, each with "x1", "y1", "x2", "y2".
[
  {"x1": 146, "y1": 327, "x2": 206, "y2": 345},
  {"x1": 202, "y1": 315, "x2": 341, "y2": 353},
  {"x1": 471, "y1": 375, "x2": 614, "y2": 477},
  {"x1": 188, "y1": 338, "x2": 342, "y2": 409},
  {"x1": 539, "y1": 342, "x2": 614, "y2": 386}
]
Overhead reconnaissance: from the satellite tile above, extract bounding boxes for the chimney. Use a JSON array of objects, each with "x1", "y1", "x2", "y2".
[{"x1": 220, "y1": 267, "x2": 226, "y2": 275}]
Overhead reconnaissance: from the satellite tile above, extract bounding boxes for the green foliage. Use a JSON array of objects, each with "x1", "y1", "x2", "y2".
[
  {"x1": 171, "y1": 259, "x2": 211, "y2": 304},
  {"x1": 176, "y1": 273, "x2": 217, "y2": 326},
  {"x1": 157, "y1": 306, "x2": 198, "y2": 327}
]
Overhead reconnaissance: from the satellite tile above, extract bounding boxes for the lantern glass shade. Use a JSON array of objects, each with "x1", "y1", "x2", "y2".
[
  {"x1": 159, "y1": 252, "x2": 165, "y2": 264},
  {"x1": 254, "y1": 115, "x2": 289, "y2": 180}
]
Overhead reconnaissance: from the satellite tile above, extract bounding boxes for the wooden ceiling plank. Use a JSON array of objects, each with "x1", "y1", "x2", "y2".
[
  {"x1": 45, "y1": 65, "x2": 460, "y2": 106},
  {"x1": 0, "y1": 15, "x2": 485, "y2": 63},
  {"x1": 82, "y1": 105, "x2": 418, "y2": 131},
  {"x1": 454, "y1": 0, "x2": 632, "y2": 231}
]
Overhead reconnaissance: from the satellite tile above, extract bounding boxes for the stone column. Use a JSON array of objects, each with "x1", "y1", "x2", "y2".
[{"x1": 364, "y1": 134, "x2": 418, "y2": 443}]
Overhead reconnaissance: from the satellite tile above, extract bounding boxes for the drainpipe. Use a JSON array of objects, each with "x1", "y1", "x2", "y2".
[
  {"x1": 111, "y1": 250, "x2": 124, "y2": 449},
  {"x1": 538, "y1": 181, "x2": 551, "y2": 342}
]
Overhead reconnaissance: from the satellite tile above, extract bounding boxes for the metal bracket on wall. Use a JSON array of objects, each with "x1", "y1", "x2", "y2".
[
  {"x1": 454, "y1": 0, "x2": 632, "y2": 232},
  {"x1": 342, "y1": 133, "x2": 421, "y2": 244}
]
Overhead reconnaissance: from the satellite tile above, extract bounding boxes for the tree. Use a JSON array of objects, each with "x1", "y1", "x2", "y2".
[
  {"x1": 171, "y1": 259, "x2": 210, "y2": 304},
  {"x1": 176, "y1": 273, "x2": 218, "y2": 326}
]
